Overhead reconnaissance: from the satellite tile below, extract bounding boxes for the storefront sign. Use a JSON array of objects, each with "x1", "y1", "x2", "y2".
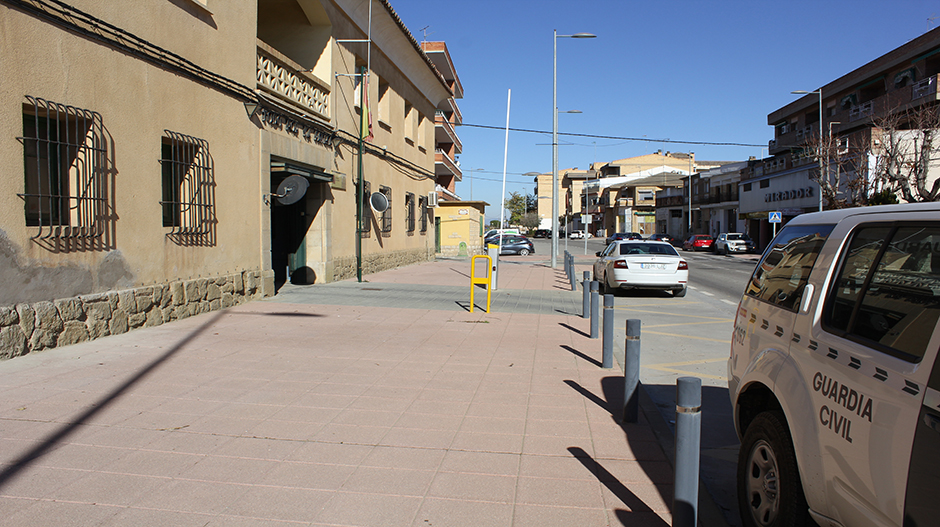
[{"x1": 765, "y1": 187, "x2": 813, "y2": 202}]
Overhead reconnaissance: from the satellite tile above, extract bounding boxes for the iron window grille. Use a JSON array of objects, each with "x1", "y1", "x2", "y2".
[
  {"x1": 160, "y1": 130, "x2": 215, "y2": 241},
  {"x1": 419, "y1": 196, "x2": 428, "y2": 233},
  {"x1": 18, "y1": 96, "x2": 107, "y2": 240},
  {"x1": 360, "y1": 179, "x2": 371, "y2": 238},
  {"x1": 405, "y1": 192, "x2": 415, "y2": 234},
  {"x1": 380, "y1": 186, "x2": 392, "y2": 236}
]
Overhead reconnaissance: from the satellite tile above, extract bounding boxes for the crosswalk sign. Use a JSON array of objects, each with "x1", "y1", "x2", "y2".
[{"x1": 769, "y1": 211, "x2": 782, "y2": 223}]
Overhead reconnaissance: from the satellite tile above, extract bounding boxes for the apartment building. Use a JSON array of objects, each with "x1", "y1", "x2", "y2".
[
  {"x1": 743, "y1": 25, "x2": 940, "y2": 242},
  {"x1": 0, "y1": 0, "x2": 451, "y2": 358}
]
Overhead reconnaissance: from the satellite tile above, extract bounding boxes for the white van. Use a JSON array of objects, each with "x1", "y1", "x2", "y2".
[{"x1": 728, "y1": 202, "x2": 940, "y2": 527}]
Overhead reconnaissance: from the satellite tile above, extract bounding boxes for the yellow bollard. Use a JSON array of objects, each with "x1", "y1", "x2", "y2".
[{"x1": 469, "y1": 254, "x2": 492, "y2": 313}]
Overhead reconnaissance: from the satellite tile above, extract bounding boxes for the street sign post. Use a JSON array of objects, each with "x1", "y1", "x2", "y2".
[{"x1": 769, "y1": 211, "x2": 781, "y2": 237}]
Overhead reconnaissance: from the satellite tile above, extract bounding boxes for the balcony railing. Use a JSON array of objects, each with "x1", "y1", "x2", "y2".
[
  {"x1": 435, "y1": 149, "x2": 461, "y2": 178},
  {"x1": 256, "y1": 42, "x2": 330, "y2": 121},
  {"x1": 434, "y1": 112, "x2": 463, "y2": 153},
  {"x1": 913, "y1": 76, "x2": 937, "y2": 100}
]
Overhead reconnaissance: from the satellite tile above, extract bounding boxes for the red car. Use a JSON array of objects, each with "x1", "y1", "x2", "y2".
[{"x1": 682, "y1": 234, "x2": 714, "y2": 251}]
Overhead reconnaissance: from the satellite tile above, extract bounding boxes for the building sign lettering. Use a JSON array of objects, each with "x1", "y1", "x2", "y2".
[
  {"x1": 765, "y1": 186, "x2": 814, "y2": 202},
  {"x1": 259, "y1": 108, "x2": 333, "y2": 146}
]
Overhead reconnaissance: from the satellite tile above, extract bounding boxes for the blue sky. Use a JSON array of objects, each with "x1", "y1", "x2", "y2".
[{"x1": 390, "y1": 0, "x2": 938, "y2": 221}]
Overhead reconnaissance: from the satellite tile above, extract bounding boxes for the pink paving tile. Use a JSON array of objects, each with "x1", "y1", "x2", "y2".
[
  {"x1": 180, "y1": 455, "x2": 278, "y2": 484},
  {"x1": 458, "y1": 415, "x2": 526, "y2": 435},
  {"x1": 31, "y1": 443, "x2": 129, "y2": 471},
  {"x1": 101, "y1": 507, "x2": 217, "y2": 527},
  {"x1": 464, "y1": 402, "x2": 529, "y2": 420},
  {"x1": 0, "y1": 499, "x2": 122, "y2": 527},
  {"x1": 515, "y1": 475, "x2": 606, "y2": 509},
  {"x1": 0, "y1": 465, "x2": 86, "y2": 501},
  {"x1": 392, "y1": 411, "x2": 463, "y2": 431},
  {"x1": 412, "y1": 497, "x2": 513, "y2": 527},
  {"x1": 141, "y1": 429, "x2": 234, "y2": 455},
  {"x1": 511, "y1": 503, "x2": 610, "y2": 527},
  {"x1": 522, "y1": 434, "x2": 595, "y2": 457},
  {"x1": 315, "y1": 492, "x2": 423, "y2": 527},
  {"x1": 378, "y1": 427, "x2": 456, "y2": 449},
  {"x1": 340, "y1": 465, "x2": 436, "y2": 496},
  {"x1": 210, "y1": 435, "x2": 303, "y2": 461},
  {"x1": 230, "y1": 486, "x2": 334, "y2": 523},
  {"x1": 449, "y1": 431, "x2": 523, "y2": 454},
  {"x1": 103, "y1": 449, "x2": 203, "y2": 478},
  {"x1": 286, "y1": 441, "x2": 374, "y2": 466},
  {"x1": 260, "y1": 460, "x2": 357, "y2": 490},
  {"x1": 312, "y1": 423, "x2": 390, "y2": 445},
  {"x1": 360, "y1": 444, "x2": 447, "y2": 471},
  {"x1": 426, "y1": 471, "x2": 518, "y2": 503},
  {"x1": 132, "y1": 478, "x2": 249, "y2": 515},
  {"x1": 437, "y1": 450, "x2": 521, "y2": 476},
  {"x1": 50, "y1": 471, "x2": 165, "y2": 507}
]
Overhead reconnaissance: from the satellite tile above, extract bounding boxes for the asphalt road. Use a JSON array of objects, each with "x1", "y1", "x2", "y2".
[{"x1": 530, "y1": 236, "x2": 758, "y2": 526}]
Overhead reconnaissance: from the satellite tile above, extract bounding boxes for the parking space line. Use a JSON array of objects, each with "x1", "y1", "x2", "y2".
[
  {"x1": 643, "y1": 330, "x2": 732, "y2": 344},
  {"x1": 643, "y1": 320, "x2": 733, "y2": 328}
]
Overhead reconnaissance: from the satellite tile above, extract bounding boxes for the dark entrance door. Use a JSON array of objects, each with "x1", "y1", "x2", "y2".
[{"x1": 270, "y1": 175, "x2": 317, "y2": 292}]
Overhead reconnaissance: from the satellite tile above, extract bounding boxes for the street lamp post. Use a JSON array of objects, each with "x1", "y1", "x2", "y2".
[
  {"x1": 791, "y1": 89, "x2": 824, "y2": 211},
  {"x1": 553, "y1": 30, "x2": 595, "y2": 268}
]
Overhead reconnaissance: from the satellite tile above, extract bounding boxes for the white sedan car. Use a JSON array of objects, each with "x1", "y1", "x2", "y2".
[{"x1": 592, "y1": 240, "x2": 689, "y2": 297}]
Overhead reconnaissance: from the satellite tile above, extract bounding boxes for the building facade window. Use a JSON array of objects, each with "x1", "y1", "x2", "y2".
[
  {"x1": 405, "y1": 192, "x2": 415, "y2": 234},
  {"x1": 160, "y1": 130, "x2": 214, "y2": 239},
  {"x1": 19, "y1": 96, "x2": 107, "y2": 239},
  {"x1": 419, "y1": 195, "x2": 428, "y2": 233},
  {"x1": 380, "y1": 185, "x2": 392, "y2": 236}
]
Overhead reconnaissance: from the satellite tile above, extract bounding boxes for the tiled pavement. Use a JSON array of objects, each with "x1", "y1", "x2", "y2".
[{"x1": 0, "y1": 255, "x2": 711, "y2": 526}]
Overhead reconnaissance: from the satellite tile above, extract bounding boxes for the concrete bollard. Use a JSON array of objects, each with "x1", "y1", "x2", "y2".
[
  {"x1": 564, "y1": 251, "x2": 570, "y2": 277},
  {"x1": 590, "y1": 281, "x2": 599, "y2": 339},
  {"x1": 623, "y1": 319, "x2": 641, "y2": 423},
  {"x1": 602, "y1": 294, "x2": 614, "y2": 368},
  {"x1": 582, "y1": 271, "x2": 591, "y2": 319},
  {"x1": 673, "y1": 376, "x2": 702, "y2": 527}
]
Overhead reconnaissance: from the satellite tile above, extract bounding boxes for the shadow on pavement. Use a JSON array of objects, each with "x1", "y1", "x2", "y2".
[
  {"x1": 559, "y1": 322, "x2": 589, "y2": 338},
  {"x1": 0, "y1": 311, "x2": 226, "y2": 491},
  {"x1": 560, "y1": 345, "x2": 602, "y2": 368},
  {"x1": 563, "y1": 377, "x2": 672, "y2": 525}
]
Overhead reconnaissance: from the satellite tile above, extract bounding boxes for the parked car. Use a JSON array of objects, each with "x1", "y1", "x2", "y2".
[
  {"x1": 648, "y1": 233, "x2": 678, "y2": 246},
  {"x1": 605, "y1": 232, "x2": 643, "y2": 245},
  {"x1": 592, "y1": 240, "x2": 688, "y2": 297},
  {"x1": 728, "y1": 203, "x2": 940, "y2": 527},
  {"x1": 713, "y1": 232, "x2": 755, "y2": 254},
  {"x1": 483, "y1": 228, "x2": 519, "y2": 240},
  {"x1": 531, "y1": 229, "x2": 551, "y2": 238},
  {"x1": 569, "y1": 230, "x2": 592, "y2": 239},
  {"x1": 682, "y1": 234, "x2": 714, "y2": 251},
  {"x1": 487, "y1": 234, "x2": 534, "y2": 256}
]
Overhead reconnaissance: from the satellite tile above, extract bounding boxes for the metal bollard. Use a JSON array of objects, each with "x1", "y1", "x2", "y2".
[
  {"x1": 623, "y1": 319, "x2": 641, "y2": 422},
  {"x1": 569, "y1": 257, "x2": 577, "y2": 291},
  {"x1": 590, "y1": 281, "x2": 599, "y2": 339},
  {"x1": 564, "y1": 251, "x2": 570, "y2": 276},
  {"x1": 602, "y1": 294, "x2": 614, "y2": 368},
  {"x1": 582, "y1": 271, "x2": 591, "y2": 319},
  {"x1": 673, "y1": 377, "x2": 702, "y2": 527}
]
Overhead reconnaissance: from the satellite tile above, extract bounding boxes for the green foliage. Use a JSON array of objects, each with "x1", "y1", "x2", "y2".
[{"x1": 868, "y1": 188, "x2": 899, "y2": 206}]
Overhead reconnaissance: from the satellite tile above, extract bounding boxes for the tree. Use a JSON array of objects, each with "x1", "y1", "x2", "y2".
[
  {"x1": 798, "y1": 126, "x2": 870, "y2": 209},
  {"x1": 520, "y1": 212, "x2": 540, "y2": 230},
  {"x1": 504, "y1": 191, "x2": 535, "y2": 225},
  {"x1": 868, "y1": 105, "x2": 940, "y2": 202}
]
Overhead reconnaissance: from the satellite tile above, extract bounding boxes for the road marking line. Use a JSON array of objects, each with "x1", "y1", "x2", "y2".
[
  {"x1": 643, "y1": 330, "x2": 732, "y2": 344},
  {"x1": 643, "y1": 320, "x2": 733, "y2": 328},
  {"x1": 643, "y1": 366, "x2": 726, "y2": 381},
  {"x1": 721, "y1": 299, "x2": 737, "y2": 305},
  {"x1": 700, "y1": 291, "x2": 714, "y2": 296},
  {"x1": 648, "y1": 357, "x2": 728, "y2": 367},
  {"x1": 616, "y1": 308, "x2": 733, "y2": 322}
]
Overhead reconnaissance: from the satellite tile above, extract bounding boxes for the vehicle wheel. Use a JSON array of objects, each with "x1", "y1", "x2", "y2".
[
  {"x1": 738, "y1": 411, "x2": 810, "y2": 527},
  {"x1": 672, "y1": 286, "x2": 687, "y2": 298},
  {"x1": 520, "y1": 248, "x2": 530, "y2": 256}
]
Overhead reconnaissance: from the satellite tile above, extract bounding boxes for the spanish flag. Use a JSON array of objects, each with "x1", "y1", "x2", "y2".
[{"x1": 360, "y1": 71, "x2": 374, "y2": 143}]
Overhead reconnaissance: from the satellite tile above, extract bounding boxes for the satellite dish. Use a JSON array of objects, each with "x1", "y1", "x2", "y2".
[
  {"x1": 275, "y1": 175, "x2": 309, "y2": 205},
  {"x1": 370, "y1": 191, "x2": 389, "y2": 212}
]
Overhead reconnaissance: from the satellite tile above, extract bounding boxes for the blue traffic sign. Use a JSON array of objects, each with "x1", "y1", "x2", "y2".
[{"x1": 769, "y1": 212, "x2": 782, "y2": 223}]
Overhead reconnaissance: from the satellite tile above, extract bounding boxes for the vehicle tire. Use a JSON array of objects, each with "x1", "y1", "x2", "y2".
[
  {"x1": 737, "y1": 411, "x2": 810, "y2": 527},
  {"x1": 520, "y1": 248, "x2": 530, "y2": 256},
  {"x1": 672, "y1": 286, "x2": 687, "y2": 298}
]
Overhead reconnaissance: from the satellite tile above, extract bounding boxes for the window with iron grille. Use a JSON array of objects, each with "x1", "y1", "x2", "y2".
[
  {"x1": 405, "y1": 192, "x2": 415, "y2": 234},
  {"x1": 380, "y1": 186, "x2": 392, "y2": 236},
  {"x1": 360, "y1": 179, "x2": 371, "y2": 238},
  {"x1": 160, "y1": 131, "x2": 214, "y2": 240},
  {"x1": 19, "y1": 96, "x2": 107, "y2": 240},
  {"x1": 419, "y1": 196, "x2": 428, "y2": 233}
]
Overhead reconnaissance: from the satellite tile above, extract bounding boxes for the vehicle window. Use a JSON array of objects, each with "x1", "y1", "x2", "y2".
[
  {"x1": 824, "y1": 225, "x2": 940, "y2": 363},
  {"x1": 728, "y1": 234, "x2": 743, "y2": 240},
  {"x1": 745, "y1": 224, "x2": 835, "y2": 312},
  {"x1": 601, "y1": 244, "x2": 616, "y2": 256},
  {"x1": 618, "y1": 244, "x2": 679, "y2": 256}
]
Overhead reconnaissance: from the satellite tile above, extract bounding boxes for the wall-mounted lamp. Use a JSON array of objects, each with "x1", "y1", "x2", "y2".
[{"x1": 244, "y1": 100, "x2": 260, "y2": 119}]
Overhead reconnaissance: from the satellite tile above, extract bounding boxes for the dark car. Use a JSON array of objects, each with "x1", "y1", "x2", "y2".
[
  {"x1": 531, "y1": 229, "x2": 551, "y2": 238},
  {"x1": 648, "y1": 233, "x2": 678, "y2": 246},
  {"x1": 491, "y1": 235, "x2": 535, "y2": 256},
  {"x1": 605, "y1": 232, "x2": 643, "y2": 245}
]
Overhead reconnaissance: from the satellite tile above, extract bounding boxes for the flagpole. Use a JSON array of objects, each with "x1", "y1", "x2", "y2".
[{"x1": 496, "y1": 89, "x2": 511, "y2": 290}]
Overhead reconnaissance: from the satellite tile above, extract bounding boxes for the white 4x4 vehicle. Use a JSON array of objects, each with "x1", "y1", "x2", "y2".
[
  {"x1": 715, "y1": 232, "x2": 754, "y2": 254},
  {"x1": 729, "y1": 203, "x2": 940, "y2": 527}
]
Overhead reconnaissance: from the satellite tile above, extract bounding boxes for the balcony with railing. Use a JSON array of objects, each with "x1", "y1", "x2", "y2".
[
  {"x1": 435, "y1": 148, "x2": 461, "y2": 178},
  {"x1": 256, "y1": 40, "x2": 330, "y2": 121},
  {"x1": 435, "y1": 111, "x2": 463, "y2": 153}
]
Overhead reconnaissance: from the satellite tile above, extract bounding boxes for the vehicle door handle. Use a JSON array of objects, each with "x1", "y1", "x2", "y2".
[{"x1": 800, "y1": 284, "x2": 815, "y2": 313}]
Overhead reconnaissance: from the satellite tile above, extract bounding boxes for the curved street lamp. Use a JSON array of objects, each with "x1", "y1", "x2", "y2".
[{"x1": 552, "y1": 30, "x2": 596, "y2": 268}]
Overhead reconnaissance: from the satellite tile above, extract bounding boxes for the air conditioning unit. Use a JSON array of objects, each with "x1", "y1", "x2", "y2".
[{"x1": 427, "y1": 191, "x2": 438, "y2": 207}]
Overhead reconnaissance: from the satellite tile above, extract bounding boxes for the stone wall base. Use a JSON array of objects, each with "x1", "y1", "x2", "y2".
[
  {"x1": 0, "y1": 270, "x2": 264, "y2": 360},
  {"x1": 332, "y1": 247, "x2": 435, "y2": 282}
]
